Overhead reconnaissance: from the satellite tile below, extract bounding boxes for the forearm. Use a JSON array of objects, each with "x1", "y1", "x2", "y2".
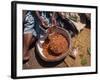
[{"x1": 36, "y1": 11, "x2": 43, "y2": 22}]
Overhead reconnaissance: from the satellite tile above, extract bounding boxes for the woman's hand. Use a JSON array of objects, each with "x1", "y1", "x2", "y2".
[
  {"x1": 36, "y1": 11, "x2": 49, "y2": 29},
  {"x1": 51, "y1": 12, "x2": 58, "y2": 27},
  {"x1": 40, "y1": 17, "x2": 49, "y2": 29}
]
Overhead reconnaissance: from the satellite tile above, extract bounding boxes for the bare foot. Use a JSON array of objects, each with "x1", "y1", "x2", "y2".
[{"x1": 23, "y1": 51, "x2": 30, "y2": 61}]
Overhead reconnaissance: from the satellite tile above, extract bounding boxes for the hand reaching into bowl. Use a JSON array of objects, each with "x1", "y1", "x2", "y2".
[
  {"x1": 36, "y1": 11, "x2": 49, "y2": 29},
  {"x1": 36, "y1": 11, "x2": 58, "y2": 30}
]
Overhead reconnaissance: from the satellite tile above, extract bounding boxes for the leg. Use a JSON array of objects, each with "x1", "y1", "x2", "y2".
[
  {"x1": 23, "y1": 11, "x2": 36, "y2": 61},
  {"x1": 23, "y1": 33, "x2": 36, "y2": 61}
]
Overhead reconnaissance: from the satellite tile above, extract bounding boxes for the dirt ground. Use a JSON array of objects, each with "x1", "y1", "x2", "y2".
[
  {"x1": 23, "y1": 27, "x2": 91, "y2": 69},
  {"x1": 71, "y1": 28, "x2": 91, "y2": 67}
]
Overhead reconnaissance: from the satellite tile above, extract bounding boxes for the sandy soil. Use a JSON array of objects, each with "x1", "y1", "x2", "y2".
[{"x1": 71, "y1": 28, "x2": 91, "y2": 67}]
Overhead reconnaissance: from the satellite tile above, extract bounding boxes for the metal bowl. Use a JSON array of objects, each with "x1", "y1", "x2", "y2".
[{"x1": 36, "y1": 27, "x2": 72, "y2": 62}]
